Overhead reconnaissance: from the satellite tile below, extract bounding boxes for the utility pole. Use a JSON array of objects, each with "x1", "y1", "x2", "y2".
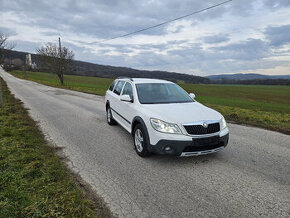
[
  {"x1": 58, "y1": 37, "x2": 64, "y2": 85},
  {"x1": 58, "y1": 37, "x2": 62, "y2": 58}
]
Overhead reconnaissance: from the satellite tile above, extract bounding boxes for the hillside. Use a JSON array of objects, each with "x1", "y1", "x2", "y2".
[
  {"x1": 4, "y1": 50, "x2": 289, "y2": 85},
  {"x1": 206, "y1": 73, "x2": 290, "y2": 80},
  {"x1": 2, "y1": 49, "x2": 209, "y2": 84}
]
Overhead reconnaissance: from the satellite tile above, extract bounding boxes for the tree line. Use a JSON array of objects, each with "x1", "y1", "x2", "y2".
[{"x1": 211, "y1": 79, "x2": 290, "y2": 85}]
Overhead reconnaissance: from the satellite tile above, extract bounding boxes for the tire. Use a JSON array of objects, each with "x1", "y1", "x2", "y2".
[
  {"x1": 133, "y1": 124, "x2": 151, "y2": 157},
  {"x1": 106, "y1": 106, "x2": 117, "y2": 125}
]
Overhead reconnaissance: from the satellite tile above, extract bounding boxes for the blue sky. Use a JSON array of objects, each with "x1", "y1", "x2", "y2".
[{"x1": 0, "y1": 0, "x2": 290, "y2": 76}]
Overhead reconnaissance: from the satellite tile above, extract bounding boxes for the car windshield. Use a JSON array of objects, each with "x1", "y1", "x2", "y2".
[{"x1": 136, "y1": 83, "x2": 194, "y2": 104}]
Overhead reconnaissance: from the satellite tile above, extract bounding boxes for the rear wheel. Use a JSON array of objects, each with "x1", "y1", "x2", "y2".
[
  {"x1": 133, "y1": 124, "x2": 150, "y2": 157},
  {"x1": 106, "y1": 106, "x2": 116, "y2": 125}
]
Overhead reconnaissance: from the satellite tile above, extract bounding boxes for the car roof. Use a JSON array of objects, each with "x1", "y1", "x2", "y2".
[{"x1": 117, "y1": 78, "x2": 173, "y2": 84}]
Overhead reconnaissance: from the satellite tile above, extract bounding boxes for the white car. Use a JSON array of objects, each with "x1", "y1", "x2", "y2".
[{"x1": 105, "y1": 77, "x2": 229, "y2": 157}]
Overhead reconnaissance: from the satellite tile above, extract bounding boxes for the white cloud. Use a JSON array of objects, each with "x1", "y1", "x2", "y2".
[{"x1": 0, "y1": 0, "x2": 289, "y2": 76}]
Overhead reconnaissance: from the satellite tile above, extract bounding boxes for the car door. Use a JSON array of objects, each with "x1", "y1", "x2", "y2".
[
  {"x1": 110, "y1": 80, "x2": 125, "y2": 124},
  {"x1": 119, "y1": 82, "x2": 135, "y2": 131}
]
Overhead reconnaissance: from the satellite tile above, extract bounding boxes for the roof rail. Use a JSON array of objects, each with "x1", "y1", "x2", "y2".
[{"x1": 117, "y1": 76, "x2": 133, "y2": 81}]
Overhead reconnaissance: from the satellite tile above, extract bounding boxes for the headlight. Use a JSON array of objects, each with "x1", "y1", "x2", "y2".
[
  {"x1": 220, "y1": 117, "x2": 227, "y2": 130},
  {"x1": 150, "y1": 118, "x2": 182, "y2": 134}
]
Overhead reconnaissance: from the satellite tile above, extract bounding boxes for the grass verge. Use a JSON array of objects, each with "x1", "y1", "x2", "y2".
[
  {"x1": 0, "y1": 78, "x2": 113, "y2": 217},
  {"x1": 10, "y1": 70, "x2": 290, "y2": 134}
]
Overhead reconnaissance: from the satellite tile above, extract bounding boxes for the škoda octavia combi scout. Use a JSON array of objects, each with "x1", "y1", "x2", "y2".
[{"x1": 105, "y1": 78, "x2": 229, "y2": 157}]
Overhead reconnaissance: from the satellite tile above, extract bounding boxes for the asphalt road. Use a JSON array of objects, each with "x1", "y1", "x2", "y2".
[{"x1": 1, "y1": 69, "x2": 290, "y2": 218}]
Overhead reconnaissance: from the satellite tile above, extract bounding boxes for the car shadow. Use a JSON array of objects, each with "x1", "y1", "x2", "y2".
[{"x1": 148, "y1": 151, "x2": 221, "y2": 164}]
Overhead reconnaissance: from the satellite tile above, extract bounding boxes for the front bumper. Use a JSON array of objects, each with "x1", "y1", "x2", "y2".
[{"x1": 149, "y1": 133, "x2": 229, "y2": 156}]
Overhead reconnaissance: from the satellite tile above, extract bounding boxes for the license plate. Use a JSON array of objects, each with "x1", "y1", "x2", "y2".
[{"x1": 193, "y1": 136, "x2": 219, "y2": 146}]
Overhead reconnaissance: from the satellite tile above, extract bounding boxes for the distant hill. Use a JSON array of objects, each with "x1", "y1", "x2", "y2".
[
  {"x1": 2, "y1": 49, "x2": 209, "y2": 84},
  {"x1": 206, "y1": 73, "x2": 290, "y2": 80},
  {"x1": 4, "y1": 50, "x2": 289, "y2": 85}
]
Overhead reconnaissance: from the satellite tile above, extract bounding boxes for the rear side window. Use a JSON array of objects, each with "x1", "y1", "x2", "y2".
[
  {"x1": 122, "y1": 82, "x2": 134, "y2": 101},
  {"x1": 109, "y1": 80, "x2": 116, "y2": 91},
  {"x1": 113, "y1": 81, "x2": 125, "y2": 95}
]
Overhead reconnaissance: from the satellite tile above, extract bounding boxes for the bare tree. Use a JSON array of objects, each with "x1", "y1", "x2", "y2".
[
  {"x1": 0, "y1": 33, "x2": 16, "y2": 64},
  {"x1": 37, "y1": 39, "x2": 74, "y2": 85},
  {"x1": 0, "y1": 33, "x2": 15, "y2": 107}
]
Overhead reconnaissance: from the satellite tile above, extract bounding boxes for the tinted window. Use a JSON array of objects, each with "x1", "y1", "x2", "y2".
[
  {"x1": 122, "y1": 82, "x2": 133, "y2": 101},
  {"x1": 136, "y1": 83, "x2": 194, "y2": 104},
  {"x1": 113, "y1": 81, "x2": 125, "y2": 95},
  {"x1": 109, "y1": 80, "x2": 116, "y2": 91}
]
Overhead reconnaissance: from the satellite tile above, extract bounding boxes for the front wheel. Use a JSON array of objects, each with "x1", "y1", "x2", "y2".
[{"x1": 133, "y1": 124, "x2": 151, "y2": 157}]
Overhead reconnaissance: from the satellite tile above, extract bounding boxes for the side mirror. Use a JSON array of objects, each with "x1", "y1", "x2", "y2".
[
  {"x1": 189, "y1": 93, "x2": 195, "y2": 99},
  {"x1": 120, "y1": 94, "x2": 132, "y2": 102}
]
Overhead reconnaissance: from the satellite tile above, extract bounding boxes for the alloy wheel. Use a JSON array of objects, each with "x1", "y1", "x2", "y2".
[{"x1": 134, "y1": 129, "x2": 144, "y2": 152}]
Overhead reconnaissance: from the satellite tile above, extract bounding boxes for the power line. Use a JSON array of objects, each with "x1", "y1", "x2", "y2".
[{"x1": 96, "y1": 0, "x2": 233, "y2": 44}]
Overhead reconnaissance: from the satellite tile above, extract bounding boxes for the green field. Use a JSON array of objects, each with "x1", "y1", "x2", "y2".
[
  {"x1": 10, "y1": 70, "x2": 290, "y2": 134},
  {"x1": 11, "y1": 70, "x2": 114, "y2": 96},
  {"x1": 0, "y1": 78, "x2": 112, "y2": 217}
]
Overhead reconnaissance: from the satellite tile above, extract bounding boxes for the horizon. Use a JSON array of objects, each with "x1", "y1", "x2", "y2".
[
  {"x1": 1, "y1": 0, "x2": 290, "y2": 76},
  {"x1": 7, "y1": 48, "x2": 290, "y2": 77}
]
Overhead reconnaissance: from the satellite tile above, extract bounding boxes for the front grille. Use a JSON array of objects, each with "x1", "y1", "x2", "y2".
[{"x1": 183, "y1": 122, "x2": 220, "y2": 135}]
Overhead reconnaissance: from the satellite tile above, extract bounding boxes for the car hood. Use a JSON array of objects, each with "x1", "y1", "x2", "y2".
[{"x1": 140, "y1": 102, "x2": 222, "y2": 124}]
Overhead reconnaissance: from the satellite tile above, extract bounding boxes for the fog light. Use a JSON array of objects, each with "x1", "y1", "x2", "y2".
[{"x1": 164, "y1": 146, "x2": 172, "y2": 151}]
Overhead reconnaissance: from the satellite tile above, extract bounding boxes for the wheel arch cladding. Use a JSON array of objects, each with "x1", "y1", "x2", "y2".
[{"x1": 131, "y1": 117, "x2": 149, "y2": 140}]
